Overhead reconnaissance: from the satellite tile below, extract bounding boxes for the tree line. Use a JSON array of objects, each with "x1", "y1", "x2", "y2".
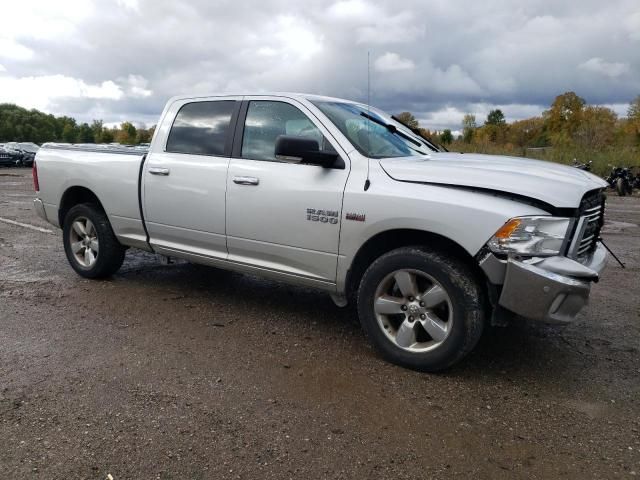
[
  {"x1": 0, "y1": 103, "x2": 155, "y2": 145},
  {"x1": 397, "y1": 92, "x2": 640, "y2": 174}
]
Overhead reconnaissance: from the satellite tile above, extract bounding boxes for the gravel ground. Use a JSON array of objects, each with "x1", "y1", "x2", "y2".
[{"x1": 0, "y1": 167, "x2": 639, "y2": 479}]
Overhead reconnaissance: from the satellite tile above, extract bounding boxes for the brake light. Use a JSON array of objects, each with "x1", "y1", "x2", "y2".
[{"x1": 33, "y1": 161, "x2": 39, "y2": 192}]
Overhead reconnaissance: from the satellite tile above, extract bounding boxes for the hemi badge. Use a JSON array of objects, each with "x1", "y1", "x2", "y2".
[{"x1": 346, "y1": 213, "x2": 366, "y2": 222}]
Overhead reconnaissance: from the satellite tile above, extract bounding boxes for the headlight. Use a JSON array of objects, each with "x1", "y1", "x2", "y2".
[{"x1": 487, "y1": 216, "x2": 571, "y2": 257}]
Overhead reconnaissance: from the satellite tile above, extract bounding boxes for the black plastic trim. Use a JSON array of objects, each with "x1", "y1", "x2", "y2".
[
  {"x1": 137, "y1": 154, "x2": 153, "y2": 252},
  {"x1": 231, "y1": 100, "x2": 249, "y2": 159}
]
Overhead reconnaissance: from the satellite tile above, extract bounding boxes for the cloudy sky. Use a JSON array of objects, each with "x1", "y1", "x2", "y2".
[{"x1": 1, "y1": 0, "x2": 639, "y2": 131}]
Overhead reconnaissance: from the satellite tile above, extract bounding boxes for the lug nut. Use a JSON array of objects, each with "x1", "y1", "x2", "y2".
[
  {"x1": 420, "y1": 314, "x2": 426, "y2": 320},
  {"x1": 419, "y1": 301, "x2": 425, "y2": 307},
  {"x1": 401, "y1": 305, "x2": 407, "y2": 311},
  {"x1": 408, "y1": 316, "x2": 414, "y2": 322},
  {"x1": 408, "y1": 296, "x2": 414, "y2": 302}
]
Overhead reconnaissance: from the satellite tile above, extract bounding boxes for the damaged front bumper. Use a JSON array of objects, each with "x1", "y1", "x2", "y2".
[{"x1": 480, "y1": 243, "x2": 607, "y2": 324}]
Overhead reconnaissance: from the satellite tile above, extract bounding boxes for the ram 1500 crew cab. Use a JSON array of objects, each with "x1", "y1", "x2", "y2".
[{"x1": 33, "y1": 93, "x2": 608, "y2": 371}]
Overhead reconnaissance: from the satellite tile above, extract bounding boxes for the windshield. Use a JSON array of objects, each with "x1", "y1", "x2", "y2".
[
  {"x1": 18, "y1": 143, "x2": 39, "y2": 152},
  {"x1": 311, "y1": 101, "x2": 439, "y2": 158}
]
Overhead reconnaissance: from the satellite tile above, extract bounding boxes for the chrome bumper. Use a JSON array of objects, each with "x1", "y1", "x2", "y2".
[
  {"x1": 33, "y1": 198, "x2": 47, "y2": 221},
  {"x1": 483, "y1": 244, "x2": 607, "y2": 324}
]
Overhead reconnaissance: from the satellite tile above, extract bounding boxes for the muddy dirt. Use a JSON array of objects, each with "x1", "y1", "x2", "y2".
[{"x1": 1, "y1": 167, "x2": 638, "y2": 479}]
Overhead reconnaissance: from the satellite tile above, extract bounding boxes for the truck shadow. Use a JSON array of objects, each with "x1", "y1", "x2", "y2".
[{"x1": 116, "y1": 254, "x2": 612, "y2": 385}]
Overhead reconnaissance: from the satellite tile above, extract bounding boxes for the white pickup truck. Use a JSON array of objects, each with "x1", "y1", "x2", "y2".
[{"x1": 33, "y1": 93, "x2": 608, "y2": 371}]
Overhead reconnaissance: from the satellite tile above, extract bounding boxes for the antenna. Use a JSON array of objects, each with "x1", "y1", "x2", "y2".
[{"x1": 364, "y1": 51, "x2": 371, "y2": 191}]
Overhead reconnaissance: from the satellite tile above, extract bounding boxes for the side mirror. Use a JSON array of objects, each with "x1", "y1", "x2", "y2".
[{"x1": 274, "y1": 135, "x2": 341, "y2": 168}]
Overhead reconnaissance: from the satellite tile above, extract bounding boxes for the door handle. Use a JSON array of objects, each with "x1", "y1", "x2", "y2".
[
  {"x1": 148, "y1": 167, "x2": 170, "y2": 176},
  {"x1": 233, "y1": 176, "x2": 259, "y2": 186}
]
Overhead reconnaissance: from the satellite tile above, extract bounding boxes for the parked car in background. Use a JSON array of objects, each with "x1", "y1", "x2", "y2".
[
  {"x1": 1, "y1": 143, "x2": 23, "y2": 166},
  {"x1": 0, "y1": 142, "x2": 40, "y2": 167},
  {"x1": 17, "y1": 142, "x2": 40, "y2": 167},
  {"x1": 0, "y1": 144, "x2": 16, "y2": 167}
]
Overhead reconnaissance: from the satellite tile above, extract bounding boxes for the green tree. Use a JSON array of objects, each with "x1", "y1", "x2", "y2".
[
  {"x1": 101, "y1": 128, "x2": 115, "y2": 143},
  {"x1": 439, "y1": 129, "x2": 453, "y2": 145},
  {"x1": 135, "y1": 127, "x2": 151, "y2": 144},
  {"x1": 395, "y1": 112, "x2": 419, "y2": 129},
  {"x1": 485, "y1": 109, "x2": 506, "y2": 126},
  {"x1": 117, "y1": 121, "x2": 137, "y2": 145},
  {"x1": 77, "y1": 123, "x2": 94, "y2": 143},
  {"x1": 61, "y1": 123, "x2": 77, "y2": 143},
  {"x1": 462, "y1": 114, "x2": 476, "y2": 143},
  {"x1": 90, "y1": 120, "x2": 104, "y2": 143}
]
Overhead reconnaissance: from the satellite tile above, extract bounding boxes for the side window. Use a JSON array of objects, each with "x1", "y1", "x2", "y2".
[
  {"x1": 241, "y1": 101, "x2": 326, "y2": 161},
  {"x1": 166, "y1": 101, "x2": 236, "y2": 156}
]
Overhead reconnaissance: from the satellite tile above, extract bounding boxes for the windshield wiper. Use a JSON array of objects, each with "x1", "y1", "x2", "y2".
[
  {"x1": 359, "y1": 112, "x2": 423, "y2": 148},
  {"x1": 390, "y1": 115, "x2": 441, "y2": 152}
]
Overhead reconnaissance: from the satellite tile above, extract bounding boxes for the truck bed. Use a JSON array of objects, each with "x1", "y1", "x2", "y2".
[{"x1": 35, "y1": 143, "x2": 150, "y2": 250}]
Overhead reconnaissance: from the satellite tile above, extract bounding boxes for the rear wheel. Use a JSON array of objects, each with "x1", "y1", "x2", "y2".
[
  {"x1": 357, "y1": 247, "x2": 485, "y2": 372},
  {"x1": 63, "y1": 203, "x2": 125, "y2": 278}
]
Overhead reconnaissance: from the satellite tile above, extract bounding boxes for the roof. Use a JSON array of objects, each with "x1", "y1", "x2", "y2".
[{"x1": 166, "y1": 92, "x2": 358, "y2": 104}]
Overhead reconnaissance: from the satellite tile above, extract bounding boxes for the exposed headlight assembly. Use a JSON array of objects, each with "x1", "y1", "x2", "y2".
[{"x1": 487, "y1": 216, "x2": 571, "y2": 257}]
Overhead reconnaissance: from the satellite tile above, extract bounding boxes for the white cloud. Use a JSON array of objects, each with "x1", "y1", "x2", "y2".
[
  {"x1": 0, "y1": 0, "x2": 92, "y2": 41},
  {"x1": 374, "y1": 53, "x2": 415, "y2": 72},
  {"x1": 0, "y1": 75, "x2": 123, "y2": 111},
  {"x1": 0, "y1": 38, "x2": 34, "y2": 61},
  {"x1": 579, "y1": 57, "x2": 630, "y2": 78},
  {"x1": 0, "y1": 64, "x2": 6, "y2": 72},
  {"x1": 125, "y1": 75, "x2": 153, "y2": 98},
  {"x1": 245, "y1": 15, "x2": 323, "y2": 63},
  {"x1": 327, "y1": 0, "x2": 379, "y2": 21}
]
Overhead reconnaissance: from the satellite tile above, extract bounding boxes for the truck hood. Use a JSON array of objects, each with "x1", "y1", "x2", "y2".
[{"x1": 379, "y1": 152, "x2": 608, "y2": 209}]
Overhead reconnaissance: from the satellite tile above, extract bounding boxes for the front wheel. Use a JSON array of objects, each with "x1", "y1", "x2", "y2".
[
  {"x1": 63, "y1": 203, "x2": 126, "y2": 278},
  {"x1": 357, "y1": 247, "x2": 485, "y2": 372}
]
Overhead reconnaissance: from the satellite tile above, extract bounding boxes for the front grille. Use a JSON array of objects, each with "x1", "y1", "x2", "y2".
[{"x1": 570, "y1": 190, "x2": 605, "y2": 260}]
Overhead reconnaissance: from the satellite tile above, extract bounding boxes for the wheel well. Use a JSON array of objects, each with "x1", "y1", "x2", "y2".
[
  {"x1": 58, "y1": 186, "x2": 105, "y2": 226},
  {"x1": 345, "y1": 229, "x2": 486, "y2": 299}
]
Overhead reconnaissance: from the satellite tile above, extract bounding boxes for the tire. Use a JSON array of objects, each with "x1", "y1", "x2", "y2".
[
  {"x1": 62, "y1": 203, "x2": 125, "y2": 278},
  {"x1": 616, "y1": 178, "x2": 627, "y2": 196},
  {"x1": 357, "y1": 247, "x2": 485, "y2": 372}
]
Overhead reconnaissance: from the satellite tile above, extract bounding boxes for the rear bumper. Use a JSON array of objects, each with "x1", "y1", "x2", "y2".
[
  {"x1": 33, "y1": 198, "x2": 47, "y2": 221},
  {"x1": 483, "y1": 244, "x2": 607, "y2": 324}
]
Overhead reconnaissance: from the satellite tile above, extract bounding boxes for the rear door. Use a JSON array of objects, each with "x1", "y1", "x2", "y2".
[
  {"x1": 143, "y1": 97, "x2": 241, "y2": 259},
  {"x1": 225, "y1": 97, "x2": 350, "y2": 284}
]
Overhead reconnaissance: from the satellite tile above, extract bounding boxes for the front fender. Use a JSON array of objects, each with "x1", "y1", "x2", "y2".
[{"x1": 336, "y1": 165, "x2": 549, "y2": 293}]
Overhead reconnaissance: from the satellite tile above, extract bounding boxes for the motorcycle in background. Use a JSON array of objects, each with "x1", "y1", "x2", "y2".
[
  {"x1": 572, "y1": 158, "x2": 592, "y2": 171},
  {"x1": 605, "y1": 165, "x2": 634, "y2": 196}
]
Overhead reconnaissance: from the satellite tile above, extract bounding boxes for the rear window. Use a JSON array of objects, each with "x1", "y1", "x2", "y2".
[{"x1": 166, "y1": 101, "x2": 235, "y2": 156}]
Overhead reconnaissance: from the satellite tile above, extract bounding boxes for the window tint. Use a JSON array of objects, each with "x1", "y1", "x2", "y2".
[
  {"x1": 241, "y1": 101, "x2": 325, "y2": 161},
  {"x1": 166, "y1": 101, "x2": 236, "y2": 156}
]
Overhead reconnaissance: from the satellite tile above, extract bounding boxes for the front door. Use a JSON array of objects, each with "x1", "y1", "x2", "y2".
[
  {"x1": 143, "y1": 97, "x2": 240, "y2": 259},
  {"x1": 226, "y1": 98, "x2": 350, "y2": 284}
]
